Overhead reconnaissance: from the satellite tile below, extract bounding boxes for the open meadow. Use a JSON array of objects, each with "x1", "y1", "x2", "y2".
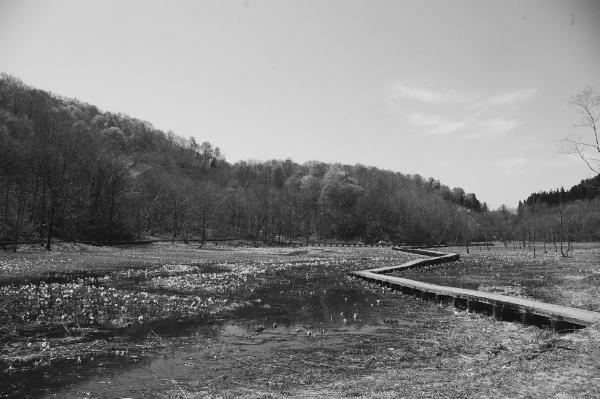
[{"x1": 1, "y1": 243, "x2": 599, "y2": 398}]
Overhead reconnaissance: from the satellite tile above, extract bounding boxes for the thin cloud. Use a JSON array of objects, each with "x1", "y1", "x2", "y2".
[
  {"x1": 391, "y1": 84, "x2": 472, "y2": 104},
  {"x1": 393, "y1": 83, "x2": 536, "y2": 139},
  {"x1": 409, "y1": 112, "x2": 469, "y2": 136},
  {"x1": 409, "y1": 112, "x2": 521, "y2": 138},
  {"x1": 472, "y1": 88, "x2": 537, "y2": 109},
  {"x1": 460, "y1": 118, "x2": 521, "y2": 140},
  {"x1": 391, "y1": 84, "x2": 536, "y2": 107}
]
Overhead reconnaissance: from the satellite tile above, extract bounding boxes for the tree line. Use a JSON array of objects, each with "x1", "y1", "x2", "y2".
[
  {"x1": 1, "y1": 74, "x2": 598, "y2": 251},
  {"x1": 523, "y1": 175, "x2": 599, "y2": 207},
  {"x1": 0, "y1": 74, "x2": 490, "y2": 248},
  {"x1": 511, "y1": 174, "x2": 600, "y2": 256}
]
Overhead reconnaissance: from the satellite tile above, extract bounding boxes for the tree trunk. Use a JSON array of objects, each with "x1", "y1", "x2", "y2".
[
  {"x1": 13, "y1": 179, "x2": 25, "y2": 252},
  {"x1": 559, "y1": 208, "x2": 567, "y2": 257},
  {"x1": 532, "y1": 222, "x2": 536, "y2": 259},
  {"x1": 171, "y1": 207, "x2": 177, "y2": 245},
  {"x1": 39, "y1": 187, "x2": 47, "y2": 247},
  {"x1": 543, "y1": 236, "x2": 547, "y2": 253},
  {"x1": 108, "y1": 182, "x2": 116, "y2": 246},
  {"x1": 46, "y1": 196, "x2": 56, "y2": 251},
  {"x1": 2, "y1": 179, "x2": 9, "y2": 242},
  {"x1": 199, "y1": 203, "x2": 207, "y2": 248}
]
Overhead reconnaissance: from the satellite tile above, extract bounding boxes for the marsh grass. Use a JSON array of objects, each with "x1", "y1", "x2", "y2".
[
  {"x1": 1, "y1": 243, "x2": 599, "y2": 398},
  {"x1": 398, "y1": 243, "x2": 600, "y2": 311}
]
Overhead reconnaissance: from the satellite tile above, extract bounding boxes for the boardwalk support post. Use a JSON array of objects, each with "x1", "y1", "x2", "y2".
[
  {"x1": 493, "y1": 304, "x2": 503, "y2": 320},
  {"x1": 520, "y1": 310, "x2": 529, "y2": 324},
  {"x1": 467, "y1": 300, "x2": 474, "y2": 313}
]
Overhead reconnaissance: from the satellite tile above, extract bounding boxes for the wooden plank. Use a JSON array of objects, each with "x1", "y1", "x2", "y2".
[
  {"x1": 369, "y1": 253, "x2": 459, "y2": 274},
  {"x1": 392, "y1": 247, "x2": 448, "y2": 257},
  {"x1": 352, "y1": 246, "x2": 600, "y2": 328},
  {"x1": 351, "y1": 271, "x2": 600, "y2": 326}
]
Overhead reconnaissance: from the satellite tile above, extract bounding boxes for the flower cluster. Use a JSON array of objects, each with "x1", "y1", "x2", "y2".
[{"x1": 0, "y1": 278, "x2": 226, "y2": 329}]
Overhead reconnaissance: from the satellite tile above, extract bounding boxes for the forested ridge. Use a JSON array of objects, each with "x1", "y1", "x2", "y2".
[
  {"x1": 508, "y1": 175, "x2": 600, "y2": 251},
  {"x1": 1, "y1": 74, "x2": 599, "y2": 249},
  {"x1": 0, "y1": 74, "x2": 488, "y2": 247},
  {"x1": 523, "y1": 175, "x2": 600, "y2": 206}
]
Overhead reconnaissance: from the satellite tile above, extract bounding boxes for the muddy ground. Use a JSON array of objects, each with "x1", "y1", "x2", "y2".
[{"x1": 1, "y1": 243, "x2": 599, "y2": 398}]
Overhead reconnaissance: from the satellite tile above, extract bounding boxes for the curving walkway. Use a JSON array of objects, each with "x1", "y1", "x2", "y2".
[{"x1": 350, "y1": 247, "x2": 600, "y2": 330}]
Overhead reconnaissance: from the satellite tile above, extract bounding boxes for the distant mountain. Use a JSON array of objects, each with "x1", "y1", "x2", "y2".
[{"x1": 0, "y1": 74, "x2": 485, "y2": 247}]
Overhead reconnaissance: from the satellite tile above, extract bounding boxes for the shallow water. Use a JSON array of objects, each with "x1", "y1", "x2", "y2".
[
  {"x1": 41, "y1": 321, "x2": 388, "y2": 399},
  {"x1": 1, "y1": 275, "x2": 386, "y2": 398}
]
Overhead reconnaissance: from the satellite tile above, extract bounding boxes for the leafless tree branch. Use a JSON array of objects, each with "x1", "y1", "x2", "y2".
[
  {"x1": 565, "y1": 87, "x2": 600, "y2": 174},
  {"x1": 572, "y1": 141, "x2": 599, "y2": 174},
  {"x1": 564, "y1": 137, "x2": 598, "y2": 150}
]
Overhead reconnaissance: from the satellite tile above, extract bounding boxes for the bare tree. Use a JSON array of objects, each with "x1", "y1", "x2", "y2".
[{"x1": 564, "y1": 87, "x2": 600, "y2": 174}]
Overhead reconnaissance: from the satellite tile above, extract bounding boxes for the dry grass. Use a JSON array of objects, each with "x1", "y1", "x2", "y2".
[
  {"x1": 160, "y1": 304, "x2": 600, "y2": 398},
  {"x1": 2, "y1": 243, "x2": 599, "y2": 398},
  {"x1": 398, "y1": 242, "x2": 600, "y2": 311}
]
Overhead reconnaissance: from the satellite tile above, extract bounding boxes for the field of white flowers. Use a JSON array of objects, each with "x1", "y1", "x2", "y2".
[
  {"x1": 0, "y1": 243, "x2": 417, "y2": 369},
  {"x1": 2, "y1": 243, "x2": 600, "y2": 399}
]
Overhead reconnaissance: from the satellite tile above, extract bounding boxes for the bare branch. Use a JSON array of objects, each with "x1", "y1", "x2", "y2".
[
  {"x1": 564, "y1": 137, "x2": 598, "y2": 150},
  {"x1": 572, "y1": 142, "x2": 599, "y2": 174},
  {"x1": 565, "y1": 87, "x2": 600, "y2": 174}
]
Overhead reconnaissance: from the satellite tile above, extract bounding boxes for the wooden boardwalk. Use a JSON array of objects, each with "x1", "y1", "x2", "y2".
[{"x1": 350, "y1": 247, "x2": 600, "y2": 330}]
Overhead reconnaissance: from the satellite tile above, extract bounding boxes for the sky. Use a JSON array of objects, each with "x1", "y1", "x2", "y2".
[{"x1": 1, "y1": 0, "x2": 599, "y2": 208}]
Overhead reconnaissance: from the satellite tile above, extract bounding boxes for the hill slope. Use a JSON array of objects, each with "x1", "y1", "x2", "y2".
[{"x1": 1, "y1": 74, "x2": 486, "y2": 247}]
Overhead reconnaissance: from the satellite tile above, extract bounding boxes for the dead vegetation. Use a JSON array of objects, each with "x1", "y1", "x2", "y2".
[
  {"x1": 1, "y1": 243, "x2": 599, "y2": 398},
  {"x1": 399, "y1": 243, "x2": 600, "y2": 311}
]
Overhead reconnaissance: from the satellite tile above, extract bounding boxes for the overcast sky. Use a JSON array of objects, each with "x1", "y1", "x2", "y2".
[{"x1": 1, "y1": 0, "x2": 599, "y2": 208}]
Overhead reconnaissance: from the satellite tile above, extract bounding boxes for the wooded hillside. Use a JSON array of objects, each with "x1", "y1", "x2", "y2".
[
  {"x1": 1, "y1": 74, "x2": 598, "y2": 249},
  {"x1": 0, "y1": 74, "x2": 492, "y2": 247},
  {"x1": 524, "y1": 175, "x2": 600, "y2": 206},
  {"x1": 513, "y1": 175, "x2": 600, "y2": 248}
]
